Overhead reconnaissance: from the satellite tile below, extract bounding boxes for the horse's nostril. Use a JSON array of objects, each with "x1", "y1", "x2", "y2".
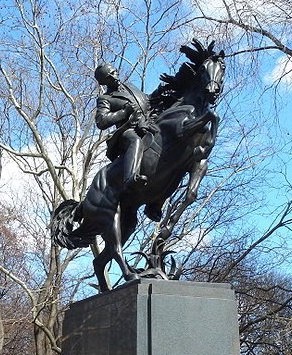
[{"x1": 206, "y1": 81, "x2": 221, "y2": 94}]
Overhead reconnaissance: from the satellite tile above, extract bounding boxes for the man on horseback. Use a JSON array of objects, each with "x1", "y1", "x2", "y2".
[
  {"x1": 95, "y1": 63, "x2": 163, "y2": 221},
  {"x1": 95, "y1": 63, "x2": 150, "y2": 189}
]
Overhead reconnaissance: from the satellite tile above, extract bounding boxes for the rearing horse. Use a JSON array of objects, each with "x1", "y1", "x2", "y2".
[{"x1": 51, "y1": 39, "x2": 225, "y2": 292}]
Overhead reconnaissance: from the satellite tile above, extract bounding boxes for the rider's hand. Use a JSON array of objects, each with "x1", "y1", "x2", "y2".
[
  {"x1": 124, "y1": 103, "x2": 135, "y2": 116},
  {"x1": 129, "y1": 111, "x2": 142, "y2": 126}
]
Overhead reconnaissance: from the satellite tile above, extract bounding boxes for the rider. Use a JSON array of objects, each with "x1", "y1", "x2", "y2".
[
  {"x1": 95, "y1": 63, "x2": 163, "y2": 221},
  {"x1": 95, "y1": 63, "x2": 149, "y2": 190}
]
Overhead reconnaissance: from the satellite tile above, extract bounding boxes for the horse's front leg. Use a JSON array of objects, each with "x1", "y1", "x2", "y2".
[
  {"x1": 186, "y1": 159, "x2": 208, "y2": 203},
  {"x1": 157, "y1": 159, "x2": 208, "y2": 242},
  {"x1": 182, "y1": 110, "x2": 216, "y2": 137},
  {"x1": 185, "y1": 112, "x2": 218, "y2": 201}
]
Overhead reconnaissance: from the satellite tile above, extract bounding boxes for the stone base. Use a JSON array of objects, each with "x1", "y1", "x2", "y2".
[{"x1": 62, "y1": 279, "x2": 240, "y2": 355}]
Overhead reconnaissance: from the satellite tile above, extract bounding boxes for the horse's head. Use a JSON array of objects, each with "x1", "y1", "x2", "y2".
[
  {"x1": 157, "y1": 39, "x2": 225, "y2": 111},
  {"x1": 199, "y1": 51, "x2": 225, "y2": 105}
]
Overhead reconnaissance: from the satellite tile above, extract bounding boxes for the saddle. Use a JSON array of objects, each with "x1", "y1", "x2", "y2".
[{"x1": 106, "y1": 117, "x2": 159, "y2": 161}]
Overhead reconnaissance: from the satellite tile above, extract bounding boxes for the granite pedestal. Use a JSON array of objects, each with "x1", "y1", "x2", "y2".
[{"x1": 62, "y1": 279, "x2": 240, "y2": 355}]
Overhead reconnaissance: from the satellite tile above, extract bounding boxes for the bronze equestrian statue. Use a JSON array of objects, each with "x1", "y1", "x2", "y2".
[{"x1": 51, "y1": 39, "x2": 225, "y2": 292}]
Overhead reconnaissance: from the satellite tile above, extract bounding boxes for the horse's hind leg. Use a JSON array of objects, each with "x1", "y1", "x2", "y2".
[
  {"x1": 93, "y1": 206, "x2": 139, "y2": 292},
  {"x1": 93, "y1": 242, "x2": 113, "y2": 292},
  {"x1": 110, "y1": 206, "x2": 139, "y2": 283}
]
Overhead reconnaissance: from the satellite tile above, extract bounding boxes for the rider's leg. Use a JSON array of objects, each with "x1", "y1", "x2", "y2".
[{"x1": 121, "y1": 129, "x2": 147, "y2": 188}]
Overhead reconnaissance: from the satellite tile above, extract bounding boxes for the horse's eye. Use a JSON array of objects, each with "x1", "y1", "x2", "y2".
[{"x1": 219, "y1": 60, "x2": 226, "y2": 70}]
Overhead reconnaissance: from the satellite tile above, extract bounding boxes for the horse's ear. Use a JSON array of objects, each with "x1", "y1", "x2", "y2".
[
  {"x1": 219, "y1": 49, "x2": 225, "y2": 58},
  {"x1": 191, "y1": 38, "x2": 205, "y2": 52},
  {"x1": 207, "y1": 40, "x2": 215, "y2": 53}
]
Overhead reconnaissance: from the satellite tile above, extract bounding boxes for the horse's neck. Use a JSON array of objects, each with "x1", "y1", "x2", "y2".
[{"x1": 182, "y1": 89, "x2": 208, "y2": 115}]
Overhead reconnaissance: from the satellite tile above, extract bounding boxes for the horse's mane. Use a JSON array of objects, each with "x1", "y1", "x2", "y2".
[
  {"x1": 159, "y1": 39, "x2": 217, "y2": 92},
  {"x1": 150, "y1": 38, "x2": 225, "y2": 114}
]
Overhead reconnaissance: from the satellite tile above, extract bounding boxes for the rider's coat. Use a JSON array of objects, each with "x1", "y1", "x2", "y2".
[{"x1": 95, "y1": 83, "x2": 150, "y2": 161}]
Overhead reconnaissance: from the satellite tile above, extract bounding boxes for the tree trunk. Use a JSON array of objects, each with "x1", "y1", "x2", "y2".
[{"x1": 0, "y1": 308, "x2": 4, "y2": 354}]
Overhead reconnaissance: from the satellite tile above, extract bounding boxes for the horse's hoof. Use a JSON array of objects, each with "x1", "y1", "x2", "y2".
[
  {"x1": 125, "y1": 273, "x2": 140, "y2": 282},
  {"x1": 99, "y1": 284, "x2": 111, "y2": 293},
  {"x1": 144, "y1": 204, "x2": 162, "y2": 222}
]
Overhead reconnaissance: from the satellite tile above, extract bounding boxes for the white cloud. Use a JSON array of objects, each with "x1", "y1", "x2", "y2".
[
  {"x1": 266, "y1": 56, "x2": 292, "y2": 87},
  {"x1": 168, "y1": 227, "x2": 210, "y2": 253},
  {"x1": 195, "y1": 0, "x2": 287, "y2": 24},
  {"x1": 0, "y1": 132, "x2": 109, "y2": 208},
  {"x1": 194, "y1": 0, "x2": 227, "y2": 18},
  {"x1": 0, "y1": 153, "x2": 37, "y2": 206}
]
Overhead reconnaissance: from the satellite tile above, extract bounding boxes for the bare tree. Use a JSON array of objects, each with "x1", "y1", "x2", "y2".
[
  {"x1": 0, "y1": 0, "x2": 291, "y2": 353},
  {"x1": 0, "y1": 205, "x2": 35, "y2": 354}
]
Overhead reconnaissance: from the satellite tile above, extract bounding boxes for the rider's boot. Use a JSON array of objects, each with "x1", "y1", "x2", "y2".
[
  {"x1": 123, "y1": 136, "x2": 148, "y2": 190},
  {"x1": 124, "y1": 174, "x2": 148, "y2": 189}
]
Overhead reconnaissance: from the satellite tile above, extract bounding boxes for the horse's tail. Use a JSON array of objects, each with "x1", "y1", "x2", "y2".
[{"x1": 51, "y1": 199, "x2": 91, "y2": 250}]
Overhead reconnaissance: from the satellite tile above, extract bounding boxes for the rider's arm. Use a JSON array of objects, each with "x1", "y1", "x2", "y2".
[{"x1": 95, "y1": 95, "x2": 131, "y2": 129}]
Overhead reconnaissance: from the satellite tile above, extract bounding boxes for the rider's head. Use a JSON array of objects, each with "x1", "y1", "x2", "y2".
[{"x1": 95, "y1": 63, "x2": 120, "y2": 89}]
